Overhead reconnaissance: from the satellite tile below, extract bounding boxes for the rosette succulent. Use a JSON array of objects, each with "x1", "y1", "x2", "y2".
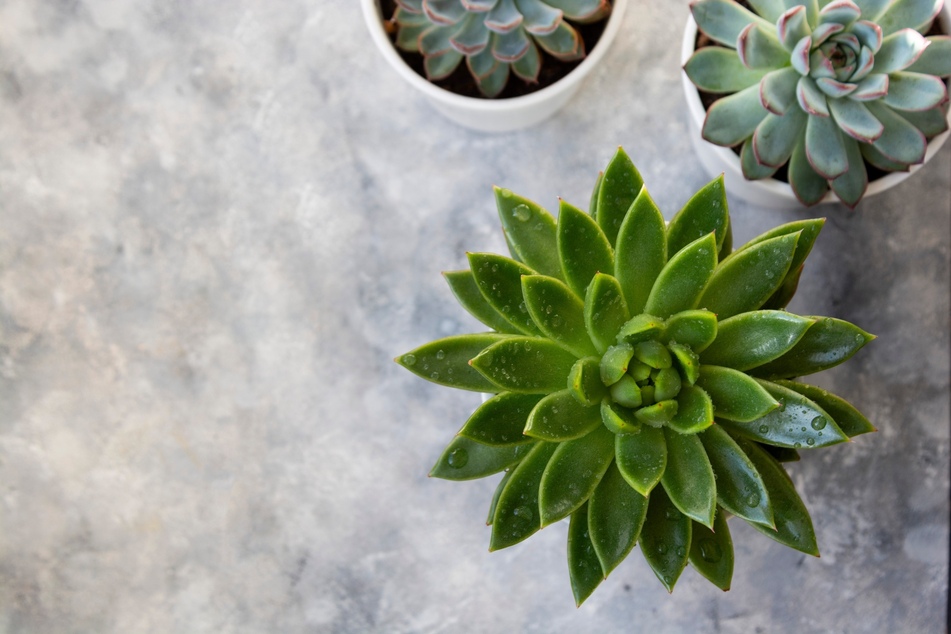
[
  {"x1": 685, "y1": 0, "x2": 951, "y2": 206},
  {"x1": 392, "y1": 0, "x2": 611, "y2": 97},
  {"x1": 397, "y1": 149, "x2": 876, "y2": 603}
]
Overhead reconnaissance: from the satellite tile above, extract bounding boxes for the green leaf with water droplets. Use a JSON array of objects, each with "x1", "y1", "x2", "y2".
[
  {"x1": 644, "y1": 233, "x2": 718, "y2": 319},
  {"x1": 718, "y1": 217, "x2": 733, "y2": 261},
  {"x1": 699, "y1": 424, "x2": 774, "y2": 528},
  {"x1": 522, "y1": 275, "x2": 596, "y2": 357},
  {"x1": 525, "y1": 389, "x2": 603, "y2": 442},
  {"x1": 444, "y1": 270, "x2": 521, "y2": 334},
  {"x1": 431, "y1": 436, "x2": 533, "y2": 481},
  {"x1": 539, "y1": 425, "x2": 616, "y2": 526},
  {"x1": 667, "y1": 175, "x2": 730, "y2": 256},
  {"x1": 397, "y1": 333, "x2": 512, "y2": 391},
  {"x1": 700, "y1": 311, "x2": 815, "y2": 371},
  {"x1": 601, "y1": 399, "x2": 642, "y2": 435},
  {"x1": 614, "y1": 186, "x2": 667, "y2": 315},
  {"x1": 486, "y1": 469, "x2": 514, "y2": 526},
  {"x1": 774, "y1": 380, "x2": 876, "y2": 437},
  {"x1": 663, "y1": 309, "x2": 718, "y2": 352},
  {"x1": 635, "y1": 399, "x2": 679, "y2": 426},
  {"x1": 761, "y1": 443, "x2": 800, "y2": 462},
  {"x1": 720, "y1": 379, "x2": 849, "y2": 449},
  {"x1": 558, "y1": 200, "x2": 615, "y2": 297},
  {"x1": 696, "y1": 365, "x2": 779, "y2": 423},
  {"x1": 738, "y1": 219, "x2": 825, "y2": 283},
  {"x1": 699, "y1": 233, "x2": 799, "y2": 320},
  {"x1": 751, "y1": 317, "x2": 876, "y2": 378},
  {"x1": 669, "y1": 384, "x2": 714, "y2": 434},
  {"x1": 588, "y1": 170, "x2": 603, "y2": 217},
  {"x1": 589, "y1": 462, "x2": 648, "y2": 577},
  {"x1": 568, "y1": 356, "x2": 608, "y2": 406},
  {"x1": 616, "y1": 313, "x2": 665, "y2": 346},
  {"x1": 584, "y1": 273, "x2": 631, "y2": 353},
  {"x1": 688, "y1": 509, "x2": 734, "y2": 591},
  {"x1": 568, "y1": 502, "x2": 603, "y2": 606},
  {"x1": 490, "y1": 441, "x2": 558, "y2": 550},
  {"x1": 761, "y1": 264, "x2": 802, "y2": 311},
  {"x1": 632, "y1": 340, "x2": 673, "y2": 369},
  {"x1": 661, "y1": 428, "x2": 716, "y2": 527},
  {"x1": 731, "y1": 433, "x2": 819, "y2": 556},
  {"x1": 595, "y1": 147, "x2": 644, "y2": 247},
  {"x1": 615, "y1": 425, "x2": 667, "y2": 496},
  {"x1": 459, "y1": 392, "x2": 544, "y2": 446},
  {"x1": 495, "y1": 187, "x2": 564, "y2": 280},
  {"x1": 669, "y1": 342, "x2": 701, "y2": 385},
  {"x1": 470, "y1": 336, "x2": 577, "y2": 394},
  {"x1": 468, "y1": 252, "x2": 542, "y2": 336},
  {"x1": 640, "y1": 485, "x2": 692, "y2": 592}
]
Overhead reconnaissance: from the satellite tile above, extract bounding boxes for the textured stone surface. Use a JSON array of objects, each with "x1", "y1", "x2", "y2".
[{"x1": 0, "y1": 1, "x2": 948, "y2": 632}]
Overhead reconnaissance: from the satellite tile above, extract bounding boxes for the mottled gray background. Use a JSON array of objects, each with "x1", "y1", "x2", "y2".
[{"x1": 0, "y1": 0, "x2": 947, "y2": 632}]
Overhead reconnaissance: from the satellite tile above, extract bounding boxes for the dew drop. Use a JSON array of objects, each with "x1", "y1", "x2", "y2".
[
  {"x1": 430, "y1": 371, "x2": 440, "y2": 380},
  {"x1": 699, "y1": 538, "x2": 722, "y2": 563},
  {"x1": 665, "y1": 508, "x2": 679, "y2": 521},
  {"x1": 657, "y1": 543, "x2": 668, "y2": 554},
  {"x1": 759, "y1": 424, "x2": 769, "y2": 434},
  {"x1": 513, "y1": 505, "x2": 533, "y2": 521},
  {"x1": 512, "y1": 204, "x2": 532, "y2": 222},
  {"x1": 806, "y1": 438, "x2": 815, "y2": 446},
  {"x1": 794, "y1": 442, "x2": 802, "y2": 448},
  {"x1": 436, "y1": 349, "x2": 446, "y2": 360},
  {"x1": 676, "y1": 546, "x2": 685, "y2": 557},
  {"x1": 447, "y1": 447, "x2": 469, "y2": 469},
  {"x1": 811, "y1": 416, "x2": 827, "y2": 431},
  {"x1": 747, "y1": 492, "x2": 761, "y2": 508},
  {"x1": 402, "y1": 354, "x2": 417, "y2": 366}
]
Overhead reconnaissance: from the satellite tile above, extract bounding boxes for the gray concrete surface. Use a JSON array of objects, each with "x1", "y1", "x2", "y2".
[{"x1": 0, "y1": 1, "x2": 947, "y2": 632}]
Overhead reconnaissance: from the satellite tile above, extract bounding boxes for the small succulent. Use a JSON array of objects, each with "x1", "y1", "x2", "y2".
[
  {"x1": 685, "y1": 0, "x2": 951, "y2": 206},
  {"x1": 391, "y1": 0, "x2": 611, "y2": 97},
  {"x1": 397, "y1": 149, "x2": 876, "y2": 603}
]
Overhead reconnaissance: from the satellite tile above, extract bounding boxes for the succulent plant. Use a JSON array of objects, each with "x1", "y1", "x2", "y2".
[
  {"x1": 685, "y1": 0, "x2": 951, "y2": 206},
  {"x1": 396, "y1": 149, "x2": 876, "y2": 603},
  {"x1": 391, "y1": 0, "x2": 611, "y2": 97}
]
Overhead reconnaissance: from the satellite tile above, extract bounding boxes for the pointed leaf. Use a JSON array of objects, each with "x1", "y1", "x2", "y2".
[
  {"x1": 569, "y1": 356, "x2": 609, "y2": 406},
  {"x1": 743, "y1": 132, "x2": 781, "y2": 178},
  {"x1": 491, "y1": 441, "x2": 558, "y2": 549},
  {"x1": 635, "y1": 399, "x2": 680, "y2": 426},
  {"x1": 906, "y1": 35, "x2": 951, "y2": 76},
  {"x1": 495, "y1": 188, "x2": 563, "y2": 279},
  {"x1": 699, "y1": 233, "x2": 799, "y2": 320},
  {"x1": 475, "y1": 58, "x2": 509, "y2": 97},
  {"x1": 398, "y1": 333, "x2": 512, "y2": 391},
  {"x1": 632, "y1": 340, "x2": 673, "y2": 369},
  {"x1": 486, "y1": 469, "x2": 514, "y2": 525},
  {"x1": 669, "y1": 384, "x2": 715, "y2": 434},
  {"x1": 737, "y1": 23, "x2": 789, "y2": 69},
  {"x1": 867, "y1": 101, "x2": 927, "y2": 165},
  {"x1": 644, "y1": 233, "x2": 718, "y2": 319},
  {"x1": 773, "y1": 380, "x2": 876, "y2": 437},
  {"x1": 471, "y1": 336, "x2": 577, "y2": 393},
  {"x1": 700, "y1": 424, "x2": 773, "y2": 527},
  {"x1": 667, "y1": 175, "x2": 730, "y2": 257},
  {"x1": 732, "y1": 433, "x2": 819, "y2": 556},
  {"x1": 589, "y1": 462, "x2": 649, "y2": 576},
  {"x1": 460, "y1": 392, "x2": 544, "y2": 445},
  {"x1": 696, "y1": 365, "x2": 779, "y2": 423},
  {"x1": 525, "y1": 389, "x2": 603, "y2": 441},
  {"x1": 703, "y1": 84, "x2": 770, "y2": 146},
  {"x1": 516, "y1": 0, "x2": 563, "y2": 34},
  {"x1": 558, "y1": 200, "x2": 615, "y2": 297},
  {"x1": 828, "y1": 97, "x2": 884, "y2": 142},
  {"x1": 584, "y1": 273, "x2": 631, "y2": 353},
  {"x1": 736, "y1": 218, "x2": 824, "y2": 289},
  {"x1": 700, "y1": 311, "x2": 815, "y2": 371},
  {"x1": 568, "y1": 503, "x2": 603, "y2": 606},
  {"x1": 788, "y1": 135, "x2": 830, "y2": 206},
  {"x1": 685, "y1": 46, "x2": 769, "y2": 93},
  {"x1": 601, "y1": 399, "x2": 643, "y2": 434},
  {"x1": 875, "y1": 29, "x2": 930, "y2": 74},
  {"x1": 691, "y1": 0, "x2": 774, "y2": 47},
  {"x1": 535, "y1": 20, "x2": 583, "y2": 60},
  {"x1": 468, "y1": 252, "x2": 542, "y2": 335},
  {"x1": 669, "y1": 341, "x2": 702, "y2": 386},
  {"x1": 616, "y1": 314, "x2": 665, "y2": 346},
  {"x1": 901, "y1": 106, "x2": 950, "y2": 138},
  {"x1": 431, "y1": 436, "x2": 533, "y2": 481},
  {"x1": 424, "y1": 49, "x2": 465, "y2": 80},
  {"x1": 661, "y1": 428, "x2": 717, "y2": 527},
  {"x1": 752, "y1": 317, "x2": 875, "y2": 378},
  {"x1": 664, "y1": 309, "x2": 718, "y2": 352},
  {"x1": 539, "y1": 426, "x2": 616, "y2": 525},
  {"x1": 615, "y1": 187, "x2": 667, "y2": 315},
  {"x1": 805, "y1": 113, "x2": 849, "y2": 179},
  {"x1": 797, "y1": 76, "x2": 830, "y2": 116},
  {"x1": 860, "y1": 138, "x2": 913, "y2": 171},
  {"x1": 616, "y1": 426, "x2": 667, "y2": 496},
  {"x1": 511, "y1": 40, "x2": 541, "y2": 82},
  {"x1": 753, "y1": 108, "x2": 807, "y2": 168},
  {"x1": 882, "y1": 72, "x2": 948, "y2": 112},
  {"x1": 444, "y1": 270, "x2": 521, "y2": 334},
  {"x1": 830, "y1": 136, "x2": 868, "y2": 208},
  {"x1": 759, "y1": 67, "x2": 801, "y2": 115},
  {"x1": 640, "y1": 485, "x2": 692, "y2": 592},
  {"x1": 595, "y1": 148, "x2": 644, "y2": 247},
  {"x1": 522, "y1": 275, "x2": 596, "y2": 357},
  {"x1": 689, "y1": 509, "x2": 734, "y2": 591},
  {"x1": 876, "y1": 0, "x2": 943, "y2": 36}
]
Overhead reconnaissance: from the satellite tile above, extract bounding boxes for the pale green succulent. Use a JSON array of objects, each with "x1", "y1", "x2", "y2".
[
  {"x1": 397, "y1": 149, "x2": 875, "y2": 603},
  {"x1": 392, "y1": 0, "x2": 611, "y2": 97},
  {"x1": 686, "y1": 0, "x2": 951, "y2": 206}
]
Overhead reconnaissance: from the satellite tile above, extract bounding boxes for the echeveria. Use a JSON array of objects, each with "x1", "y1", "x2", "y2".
[
  {"x1": 686, "y1": 0, "x2": 950, "y2": 206},
  {"x1": 397, "y1": 149, "x2": 875, "y2": 603}
]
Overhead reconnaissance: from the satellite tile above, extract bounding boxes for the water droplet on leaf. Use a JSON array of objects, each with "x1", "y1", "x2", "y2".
[
  {"x1": 811, "y1": 416, "x2": 827, "y2": 431},
  {"x1": 699, "y1": 538, "x2": 722, "y2": 563},
  {"x1": 447, "y1": 448, "x2": 468, "y2": 469},
  {"x1": 402, "y1": 354, "x2": 416, "y2": 366}
]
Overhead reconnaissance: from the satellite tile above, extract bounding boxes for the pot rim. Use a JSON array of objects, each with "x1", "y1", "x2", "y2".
[
  {"x1": 361, "y1": 0, "x2": 628, "y2": 111},
  {"x1": 680, "y1": 5, "x2": 951, "y2": 206}
]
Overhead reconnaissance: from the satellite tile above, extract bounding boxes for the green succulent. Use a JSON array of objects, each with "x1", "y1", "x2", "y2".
[
  {"x1": 685, "y1": 0, "x2": 951, "y2": 207},
  {"x1": 392, "y1": 0, "x2": 611, "y2": 97},
  {"x1": 397, "y1": 149, "x2": 876, "y2": 603}
]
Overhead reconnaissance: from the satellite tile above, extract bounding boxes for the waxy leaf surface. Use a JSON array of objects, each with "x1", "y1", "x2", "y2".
[
  {"x1": 471, "y1": 337, "x2": 577, "y2": 393},
  {"x1": 539, "y1": 426, "x2": 615, "y2": 525},
  {"x1": 491, "y1": 441, "x2": 558, "y2": 550},
  {"x1": 460, "y1": 392, "x2": 544, "y2": 445},
  {"x1": 662, "y1": 428, "x2": 717, "y2": 527},
  {"x1": 525, "y1": 389, "x2": 602, "y2": 441},
  {"x1": 589, "y1": 462, "x2": 648, "y2": 576},
  {"x1": 398, "y1": 333, "x2": 511, "y2": 391}
]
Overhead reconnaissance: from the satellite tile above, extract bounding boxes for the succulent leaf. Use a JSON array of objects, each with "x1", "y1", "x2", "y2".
[
  {"x1": 476, "y1": 58, "x2": 510, "y2": 97},
  {"x1": 882, "y1": 71, "x2": 948, "y2": 111},
  {"x1": 567, "y1": 503, "x2": 603, "y2": 606},
  {"x1": 688, "y1": 509, "x2": 735, "y2": 591},
  {"x1": 539, "y1": 425, "x2": 615, "y2": 525},
  {"x1": 486, "y1": 468, "x2": 514, "y2": 525},
  {"x1": 495, "y1": 188, "x2": 563, "y2": 280},
  {"x1": 669, "y1": 384, "x2": 714, "y2": 434},
  {"x1": 444, "y1": 270, "x2": 522, "y2": 334},
  {"x1": 616, "y1": 425, "x2": 667, "y2": 496},
  {"x1": 685, "y1": 46, "x2": 770, "y2": 93},
  {"x1": 773, "y1": 380, "x2": 876, "y2": 437},
  {"x1": 640, "y1": 485, "x2": 692, "y2": 592},
  {"x1": 760, "y1": 67, "x2": 802, "y2": 114},
  {"x1": 752, "y1": 316, "x2": 875, "y2": 378},
  {"x1": 691, "y1": 0, "x2": 773, "y2": 47},
  {"x1": 460, "y1": 391, "x2": 544, "y2": 445},
  {"x1": 738, "y1": 23, "x2": 790, "y2": 69},
  {"x1": 742, "y1": 137, "x2": 781, "y2": 179},
  {"x1": 535, "y1": 20, "x2": 584, "y2": 60},
  {"x1": 569, "y1": 356, "x2": 609, "y2": 406},
  {"x1": 901, "y1": 105, "x2": 951, "y2": 137},
  {"x1": 522, "y1": 275, "x2": 596, "y2": 357},
  {"x1": 875, "y1": 28, "x2": 931, "y2": 73},
  {"x1": 664, "y1": 309, "x2": 719, "y2": 352},
  {"x1": 906, "y1": 35, "x2": 951, "y2": 76},
  {"x1": 491, "y1": 441, "x2": 558, "y2": 549},
  {"x1": 399, "y1": 333, "x2": 513, "y2": 391},
  {"x1": 516, "y1": 0, "x2": 564, "y2": 34},
  {"x1": 595, "y1": 147, "x2": 645, "y2": 247},
  {"x1": 667, "y1": 175, "x2": 730, "y2": 256},
  {"x1": 699, "y1": 424, "x2": 774, "y2": 527},
  {"x1": 644, "y1": 233, "x2": 718, "y2": 319},
  {"x1": 696, "y1": 365, "x2": 780, "y2": 422},
  {"x1": 788, "y1": 135, "x2": 831, "y2": 204},
  {"x1": 589, "y1": 462, "x2": 649, "y2": 576},
  {"x1": 830, "y1": 135, "x2": 869, "y2": 207},
  {"x1": 615, "y1": 187, "x2": 667, "y2": 315},
  {"x1": 661, "y1": 427, "x2": 717, "y2": 526},
  {"x1": 753, "y1": 108, "x2": 808, "y2": 168},
  {"x1": 525, "y1": 389, "x2": 603, "y2": 441},
  {"x1": 876, "y1": 0, "x2": 943, "y2": 36},
  {"x1": 468, "y1": 252, "x2": 543, "y2": 335},
  {"x1": 558, "y1": 200, "x2": 615, "y2": 297},
  {"x1": 805, "y1": 113, "x2": 850, "y2": 178},
  {"x1": 703, "y1": 84, "x2": 771, "y2": 146},
  {"x1": 700, "y1": 311, "x2": 815, "y2": 371},
  {"x1": 585, "y1": 273, "x2": 631, "y2": 353},
  {"x1": 511, "y1": 40, "x2": 542, "y2": 80},
  {"x1": 431, "y1": 436, "x2": 534, "y2": 480}
]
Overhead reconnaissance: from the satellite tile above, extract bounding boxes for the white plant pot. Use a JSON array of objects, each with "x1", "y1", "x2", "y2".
[
  {"x1": 680, "y1": 7, "x2": 951, "y2": 210},
  {"x1": 362, "y1": 0, "x2": 628, "y2": 132}
]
